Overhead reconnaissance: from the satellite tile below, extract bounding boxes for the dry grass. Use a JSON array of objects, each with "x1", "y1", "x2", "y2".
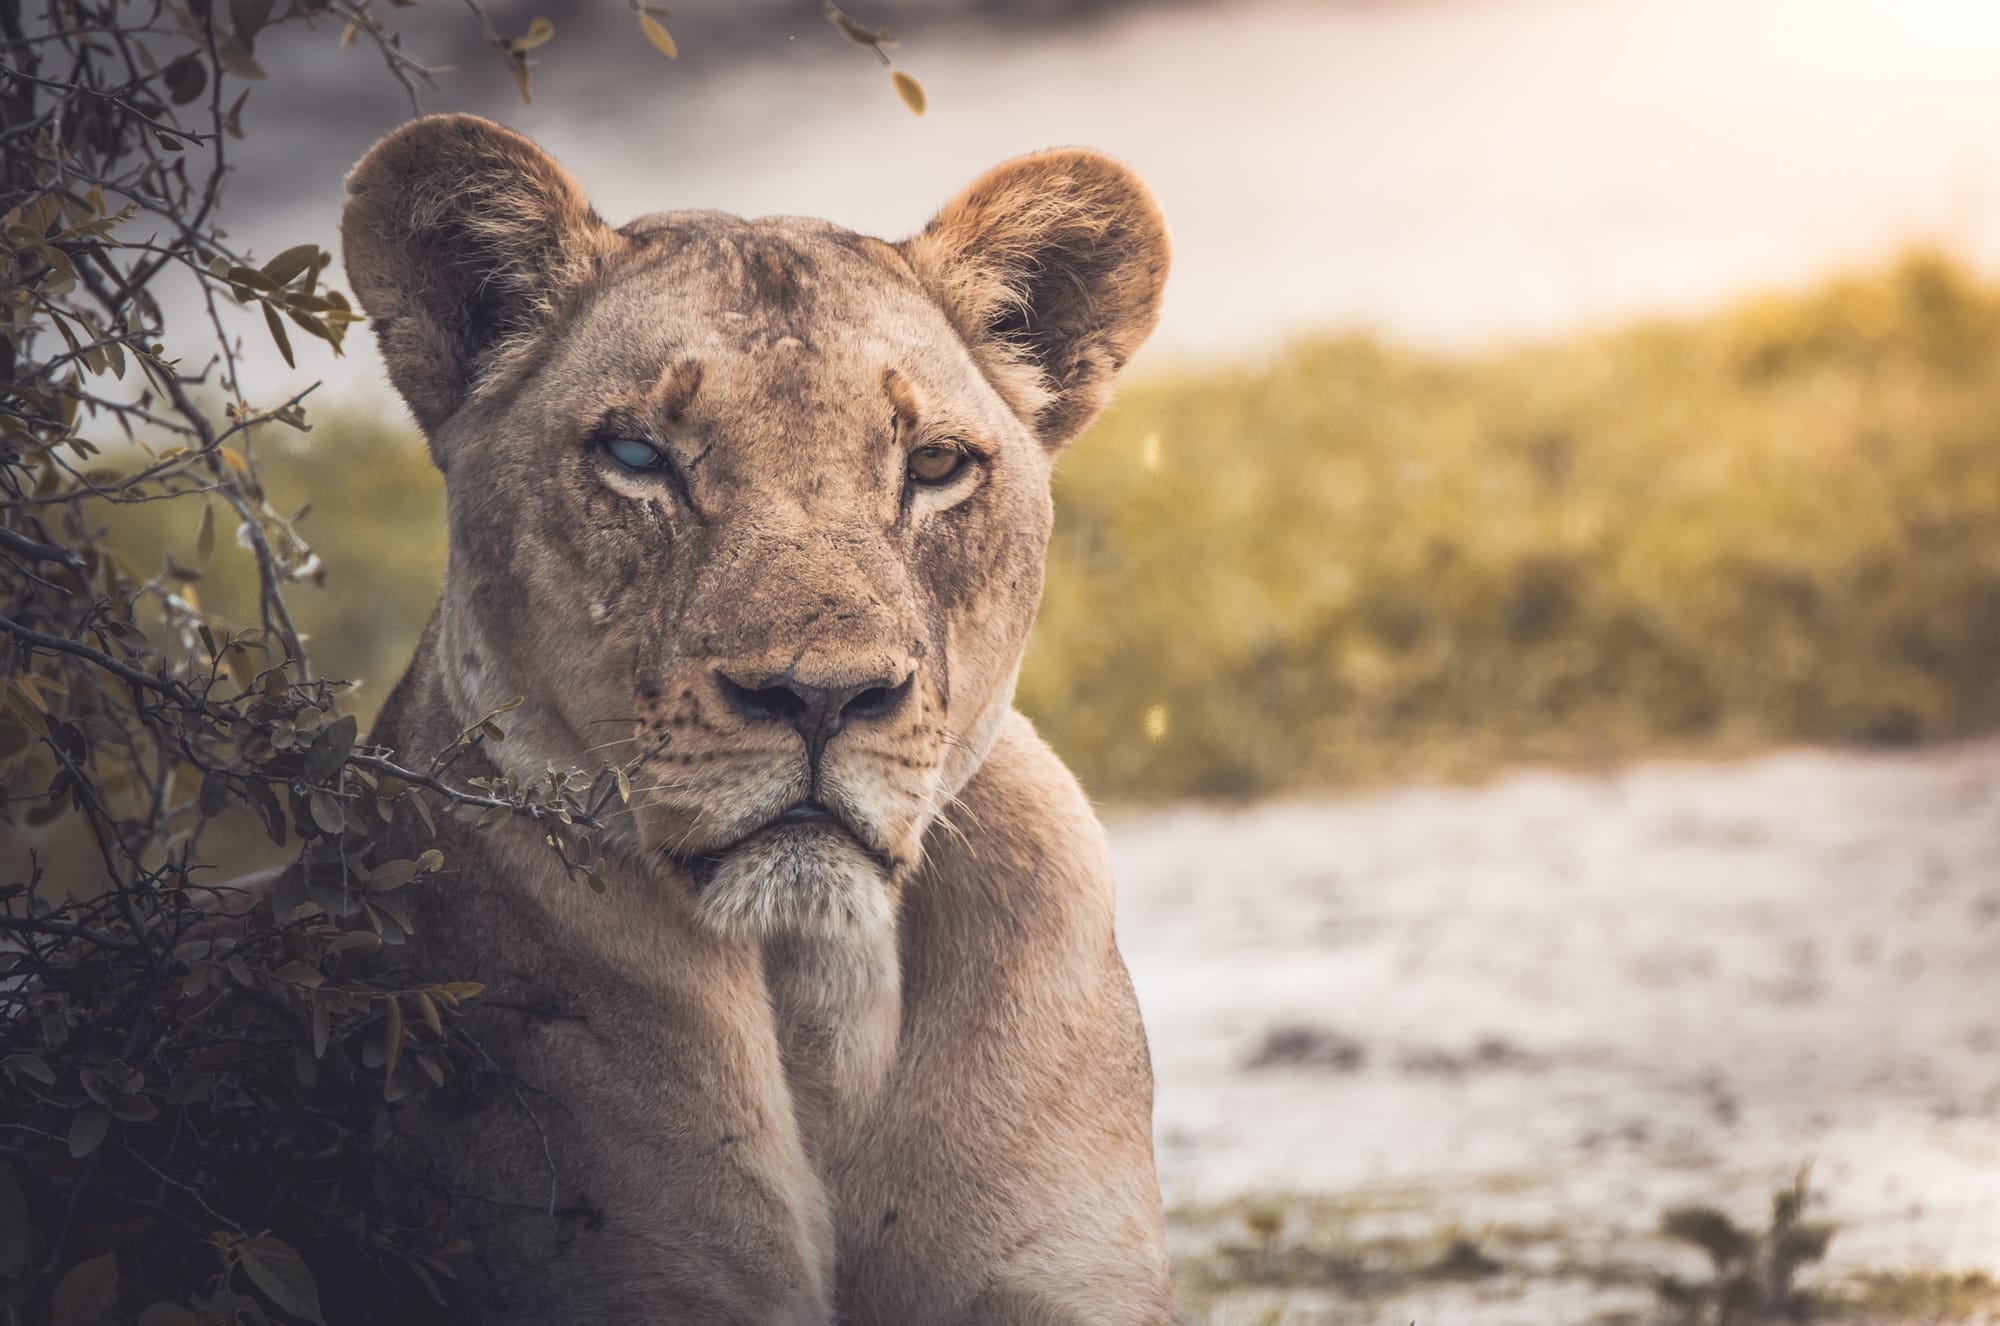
[{"x1": 1027, "y1": 250, "x2": 2000, "y2": 798}]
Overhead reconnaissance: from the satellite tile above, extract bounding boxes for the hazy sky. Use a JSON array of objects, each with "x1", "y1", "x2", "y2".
[{"x1": 201, "y1": 0, "x2": 2000, "y2": 405}]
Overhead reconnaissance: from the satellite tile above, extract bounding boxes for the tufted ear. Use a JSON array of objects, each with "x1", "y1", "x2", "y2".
[
  {"x1": 900, "y1": 149, "x2": 1169, "y2": 449},
  {"x1": 341, "y1": 115, "x2": 624, "y2": 440}
]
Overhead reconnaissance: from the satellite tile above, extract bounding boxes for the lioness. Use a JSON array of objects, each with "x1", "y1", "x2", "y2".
[{"x1": 339, "y1": 115, "x2": 1171, "y2": 1323}]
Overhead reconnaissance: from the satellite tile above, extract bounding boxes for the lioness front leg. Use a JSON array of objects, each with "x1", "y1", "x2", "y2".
[
  {"x1": 406, "y1": 885, "x2": 837, "y2": 1325},
  {"x1": 828, "y1": 719, "x2": 1175, "y2": 1324}
]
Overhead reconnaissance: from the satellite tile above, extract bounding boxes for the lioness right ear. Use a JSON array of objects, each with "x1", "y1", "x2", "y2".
[
  {"x1": 901, "y1": 149, "x2": 1170, "y2": 449},
  {"x1": 341, "y1": 115, "x2": 623, "y2": 438}
]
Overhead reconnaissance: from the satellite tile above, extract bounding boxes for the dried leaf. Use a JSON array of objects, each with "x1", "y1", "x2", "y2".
[
  {"x1": 193, "y1": 500, "x2": 214, "y2": 563},
  {"x1": 513, "y1": 16, "x2": 555, "y2": 51},
  {"x1": 892, "y1": 69, "x2": 926, "y2": 116},
  {"x1": 827, "y1": 5, "x2": 889, "y2": 46},
  {"x1": 213, "y1": 34, "x2": 267, "y2": 81},
  {"x1": 639, "y1": 12, "x2": 678, "y2": 58}
]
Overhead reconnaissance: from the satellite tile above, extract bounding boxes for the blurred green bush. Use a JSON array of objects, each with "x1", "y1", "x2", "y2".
[
  {"x1": 121, "y1": 251, "x2": 2000, "y2": 803},
  {"x1": 1029, "y1": 250, "x2": 2000, "y2": 798}
]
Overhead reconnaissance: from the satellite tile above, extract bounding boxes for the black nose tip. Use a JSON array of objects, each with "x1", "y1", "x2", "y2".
[{"x1": 716, "y1": 668, "x2": 913, "y2": 753}]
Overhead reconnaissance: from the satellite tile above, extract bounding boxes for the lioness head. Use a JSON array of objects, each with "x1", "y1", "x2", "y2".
[{"x1": 342, "y1": 116, "x2": 1167, "y2": 939}]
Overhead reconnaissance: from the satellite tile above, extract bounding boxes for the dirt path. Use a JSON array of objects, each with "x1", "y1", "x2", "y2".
[{"x1": 1111, "y1": 741, "x2": 2000, "y2": 1320}]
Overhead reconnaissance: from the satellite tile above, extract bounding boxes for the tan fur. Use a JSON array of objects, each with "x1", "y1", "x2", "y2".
[{"x1": 340, "y1": 115, "x2": 1172, "y2": 1324}]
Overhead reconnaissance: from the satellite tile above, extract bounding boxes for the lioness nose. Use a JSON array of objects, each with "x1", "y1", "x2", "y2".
[{"x1": 716, "y1": 667, "x2": 913, "y2": 756}]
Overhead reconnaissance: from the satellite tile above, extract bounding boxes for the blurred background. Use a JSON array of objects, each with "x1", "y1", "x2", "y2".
[{"x1": 107, "y1": 0, "x2": 2000, "y2": 1320}]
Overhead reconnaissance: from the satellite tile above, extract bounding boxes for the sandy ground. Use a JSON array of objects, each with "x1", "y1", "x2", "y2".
[{"x1": 1111, "y1": 740, "x2": 2000, "y2": 1319}]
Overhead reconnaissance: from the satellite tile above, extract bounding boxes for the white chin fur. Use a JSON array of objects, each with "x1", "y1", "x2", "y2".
[{"x1": 690, "y1": 826, "x2": 894, "y2": 940}]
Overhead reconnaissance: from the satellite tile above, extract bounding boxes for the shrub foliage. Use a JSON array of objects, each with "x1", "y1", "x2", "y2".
[{"x1": 0, "y1": 6, "x2": 633, "y2": 1323}]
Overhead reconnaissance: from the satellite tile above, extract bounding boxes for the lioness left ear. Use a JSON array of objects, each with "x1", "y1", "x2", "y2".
[
  {"x1": 341, "y1": 115, "x2": 624, "y2": 442},
  {"x1": 901, "y1": 149, "x2": 1169, "y2": 449}
]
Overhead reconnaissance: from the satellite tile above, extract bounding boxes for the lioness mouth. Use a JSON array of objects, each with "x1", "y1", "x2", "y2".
[{"x1": 682, "y1": 799, "x2": 890, "y2": 892}]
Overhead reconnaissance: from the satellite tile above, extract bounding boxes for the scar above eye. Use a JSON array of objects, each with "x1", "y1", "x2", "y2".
[
  {"x1": 650, "y1": 356, "x2": 705, "y2": 421},
  {"x1": 882, "y1": 366, "x2": 922, "y2": 432}
]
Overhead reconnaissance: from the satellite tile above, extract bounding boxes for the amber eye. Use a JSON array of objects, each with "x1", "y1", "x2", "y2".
[{"x1": 907, "y1": 442, "x2": 970, "y2": 486}]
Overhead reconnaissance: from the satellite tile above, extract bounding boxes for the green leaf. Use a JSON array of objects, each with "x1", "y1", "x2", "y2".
[
  {"x1": 67, "y1": 1106, "x2": 110, "y2": 1158},
  {"x1": 326, "y1": 931, "x2": 382, "y2": 959},
  {"x1": 198, "y1": 770, "x2": 229, "y2": 819},
  {"x1": 249, "y1": 782, "x2": 288, "y2": 846},
  {"x1": 368, "y1": 858, "x2": 420, "y2": 890},
  {"x1": 261, "y1": 244, "x2": 319, "y2": 287},
  {"x1": 52, "y1": 1251, "x2": 119, "y2": 1326},
  {"x1": 108, "y1": 1094, "x2": 157, "y2": 1123},
  {"x1": 302, "y1": 714, "x2": 357, "y2": 783},
  {"x1": 274, "y1": 961, "x2": 324, "y2": 988},
  {"x1": 162, "y1": 54, "x2": 207, "y2": 105},
  {"x1": 414, "y1": 991, "x2": 443, "y2": 1037},
  {"x1": 237, "y1": 1235, "x2": 326, "y2": 1324},
  {"x1": 5, "y1": 1053, "x2": 55, "y2": 1085},
  {"x1": 263, "y1": 300, "x2": 295, "y2": 368},
  {"x1": 269, "y1": 863, "x2": 306, "y2": 921},
  {"x1": 308, "y1": 790, "x2": 345, "y2": 835},
  {"x1": 415, "y1": 847, "x2": 444, "y2": 873}
]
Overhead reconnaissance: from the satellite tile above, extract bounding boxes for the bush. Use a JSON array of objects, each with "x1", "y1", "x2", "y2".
[{"x1": 0, "y1": 6, "x2": 685, "y2": 1321}]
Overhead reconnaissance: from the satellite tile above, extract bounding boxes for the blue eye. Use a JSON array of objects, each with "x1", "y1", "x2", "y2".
[{"x1": 604, "y1": 436, "x2": 664, "y2": 472}]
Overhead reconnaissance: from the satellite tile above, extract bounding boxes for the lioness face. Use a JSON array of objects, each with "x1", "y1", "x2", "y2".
[
  {"x1": 343, "y1": 117, "x2": 1167, "y2": 938},
  {"x1": 442, "y1": 223, "x2": 1055, "y2": 935}
]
